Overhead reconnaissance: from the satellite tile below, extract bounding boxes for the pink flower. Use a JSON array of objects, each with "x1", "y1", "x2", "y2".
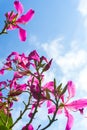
[
  {"x1": 5, "y1": 1, "x2": 34, "y2": 41},
  {"x1": 47, "y1": 81, "x2": 87, "y2": 130},
  {"x1": 0, "y1": 61, "x2": 12, "y2": 75},
  {"x1": 0, "y1": 69, "x2": 4, "y2": 75},
  {"x1": 0, "y1": 81, "x2": 7, "y2": 88},
  {"x1": 22, "y1": 124, "x2": 34, "y2": 130},
  {"x1": 43, "y1": 81, "x2": 54, "y2": 92},
  {"x1": 28, "y1": 50, "x2": 40, "y2": 62},
  {"x1": 0, "y1": 92, "x2": 3, "y2": 102},
  {"x1": 7, "y1": 52, "x2": 30, "y2": 70},
  {"x1": 42, "y1": 59, "x2": 52, "y2": 72}
]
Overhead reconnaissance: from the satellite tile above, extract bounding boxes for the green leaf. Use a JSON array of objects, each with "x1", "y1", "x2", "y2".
[
  {"x1": 60, "y1": 85, "x2": 67, "y2": 96},
  {"x1": 0, "y1": 110, "x2": 13, "y2": 129},
  {"x1": 46, "y1": 89, "x2": 50, "y2": 99},
  {"x1": 0, "y1": 125, "x2": 9, "y2": 130},
  {"x1": 57, "y1": 83, "x2": 62, "y2": 94},
  {"x1": 54, "y1": 78, "x2": 56, "y2": 90}
]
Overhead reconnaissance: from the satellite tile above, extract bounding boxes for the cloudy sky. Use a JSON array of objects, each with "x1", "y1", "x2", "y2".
[{"x1": 0, "y1": 0, "x2": 87, "y2": 130}]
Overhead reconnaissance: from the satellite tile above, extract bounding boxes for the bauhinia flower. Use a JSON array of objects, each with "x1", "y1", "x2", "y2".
[
  {"x1": 22, "y1": 124, "x2": 34, "y2": 130},
  {"x1": 47, "y1": 81, "x2": 87, "y2": 130},
  {"x1": 5, "y1": 0, "x2": 35, "y2": 41}
]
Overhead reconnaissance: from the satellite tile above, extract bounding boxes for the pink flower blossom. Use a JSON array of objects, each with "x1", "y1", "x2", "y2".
[
  {"x1": 22, "y1": 124, "x2": 34, "y2": 130},
  {"x1": 42, "y1": 59, "x2": 52, "y2": 72},
  {"x1": 28, "y1": 50, "x2": 40, "y2": 62},
  {"x1": 0, "y1": 61, "x2": 12, "y2": 75},
  {"x1": 5, "y1": 1, "x2": 34, "y2": 41},
  {"x1": 0, "y1": 81, "x2": 7, "y2": 87},
  {"x1": 0, "y1": 69, "x2": 4, "y2": 75},
  {"x1": 0, "y1": 92, "x2": 3, "y2": 102},
  {"x1": 7, "y1": 52, "x2": 30, "y2": 70},
  {"x1": 43, "y1": 81, "x2": 54, "y2": 92},
  {"x1": 47, "y1": 81, "x2": 87, "y2": 130}
]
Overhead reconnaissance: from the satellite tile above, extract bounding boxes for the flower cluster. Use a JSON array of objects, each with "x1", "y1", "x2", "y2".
[
  {"x1": 0, "y1": 50, "x2": 53, "y2": 129},
  {"x1": 0, "y1": 50, "x2": 87, "y2": 130},
  {"x1": 0, "y1": 1, "x2": 87, "y2": 130},
  {"x1": 0, "y1": 0, "x2": 35, "y2": 41}
]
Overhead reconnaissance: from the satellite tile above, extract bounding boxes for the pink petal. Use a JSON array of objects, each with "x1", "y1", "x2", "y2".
[
  {"x1": 48, "y1": 105, "x2": 56, "y2": 114},
  {"x1": 14, "y1": 1, "x2": 24, "y2": 15},
  {"x1": 67, "y1": 81, "x2": 76, "y2": 99},
  {"x1": 5, "y1": 12, "x2": 18, "y2": 30},
  {"x1": 28, "y1": 50, "x2": 40, "y2": 62},
  {"x1": 6, "y1": 52, "x2": 19, "y2": 61},
  {"x1": 43, "y1": 59, "x2": 52, "y2": 72},
  {"x1": 0, "y1": 81, "x2": 7, "y2": 87},
  {"x1": 65, "y1": 109, "x2": 74, "y2": 130},
  {"x1": 66, "y1": 99, "x2": 87, "y2": 111},
  {"x1": 17, "y1": 9, "x2": 35, "y2": 24},
  {"x1": 47, "y1": 100, "x2": 52, "y2": 107},
  {"x1": 0, "y1": 69, "x2": 4, "y2": 75},
  {"x1": 43, "y1": 81, "x2": 54, "y2": 91},
  {"x1": 0, "y1": 92, "x2": 3, "y2": 101},
  {"x1": 22, "y1": 124, "x2": 34, "y2": 130},
  {"x1": 40, "y1": 56, "x2": 48, "y2": 63},
  {"x1": 28, "y1": 124, "x2": 34, "y2": 130},
  {"x1": 14, "y1": 72, "x2": 23, "y2": 79},
  {"x1": 19, "y1": 27, "x2": 26, "y2": 41},
  {"x1": 17, "y1": 84, "x2": 27, "y2": 91},
  {"x1": 48, "y1": 105, "x2": 62, "y2": 114}
]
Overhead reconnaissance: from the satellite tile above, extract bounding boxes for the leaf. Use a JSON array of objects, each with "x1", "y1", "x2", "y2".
[
  {"x1": 57, "y1": 83, "x2": 62, "y2": 94},
  {"x1": 0, "y1": 125, "x2": 9, "y2": 130},
  {"x1": 42, "y1": 59, "x2": 52, "y2": 72},
  {"x1": 0, "y1": 110, "x2": 13, "y2": 129},
  {"x1": 54, "y1": 78, "x2": 56, "y2": 90},
  {"x1": 60, "y1": 85, "x2": 67, "y2": 96},
  {"x1": 46, "y1": 89, "x2": 50, "y2": 99}
]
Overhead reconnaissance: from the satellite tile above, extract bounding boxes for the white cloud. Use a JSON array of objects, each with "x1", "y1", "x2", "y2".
[
  {"x1": 84, "y1": 18, "x2": 87, "y2": 27},
  {"x1": 42, "y1": 38, "x2": 87, "y2": 92},
  {"x1": 78, "y1": 0, "x2": 87, "y2": 16},
  {"x1": 57, "y1": 49, "x2": 87, "y2": 74},
  {"x1": 41, "y1": 37, "x2": 64, "y2": 60},
  {"x1": 77, "y1": 66, "x2": 87, "y2": 91},
  {"x1": 43, "y1": 70, "x2": 55, "y2": 83},
  {"x1": 77, "y1": 0, "x2": 87, "y2": 29}
]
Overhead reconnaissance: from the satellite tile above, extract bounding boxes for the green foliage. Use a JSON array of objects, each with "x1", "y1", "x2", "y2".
[
  {"x1": 0, "y1": 125, "x2": 9, "y2": 130},
  {"x1": 0, "y1": 110, "x2": 13, "y2": 130},
  {"x1": 60, "y1": 85, "x2": 67, "y2": 96},
  {"x1": 46, "y1": 89, "x2": 50, "y2": 99}
]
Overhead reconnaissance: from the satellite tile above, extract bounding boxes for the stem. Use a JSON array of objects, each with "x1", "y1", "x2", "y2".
[
  {"x1": 9, "y1": 94, "x2": 32, "y2": 129},
  {"x1": 25, "y1": 61, "x2": 42, "y2": 126},
  {"x1": 28, "y1": 97, "x2": 40, "y2": 125},
  {"x1": 0, "y1": 22, "x2": 8, "y2": 35},
  {"x1": 40, "y1": 98, "x2": 59, "y2": 130}
]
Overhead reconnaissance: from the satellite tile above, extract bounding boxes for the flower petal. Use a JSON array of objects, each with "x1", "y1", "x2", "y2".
[
  {"x1": 42, "y1": 59, "x2": 52, "y2": 72},
  {"x1": 43, "y1": 81, "x2": 54, "y2": 91},
  {"x1": 28, "y1": 50, "x2": 40, "y2": 62},
  {"x1": 67, "y1": 81, "x2": 76, "y2": 99},
  {"x1": 48, "y1": 105, "x2": 56, "y2": 114},
  {"x1": 65, "y1": 109, "x2": 74, "y2": 130},
  {"x1": 66, "y1": 99, "x2": 87, "y2": 111},
  {"x1": 17, "y1": 9, "x2": 35, "y2": 24},
  {"x1": 40, "y1": 56, "x2": 48, "y2": 63},
  {"x1": 22, "y1": 124, "x2": 34, "y2": 130},
  {"x1": 14, "y1": 1, "x2": 24, "y2": 15},
  {"x1": 19, "y1": 27, "x2": 26, "y2": 41},
  {"x1": 0, "y1": 69, "x2": 4, "y2": 75}
]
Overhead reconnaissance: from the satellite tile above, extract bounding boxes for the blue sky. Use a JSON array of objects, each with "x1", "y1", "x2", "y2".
[{"x1": 0, "y1": 0, "x2": 87, "y2": 130}]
